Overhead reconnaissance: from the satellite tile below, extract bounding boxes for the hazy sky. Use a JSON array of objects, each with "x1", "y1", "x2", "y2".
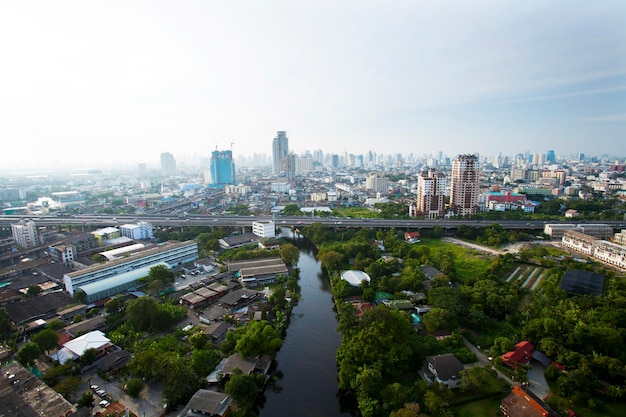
[{"x1": 1, "y1": 1, "x2": 625, "y2": 169}]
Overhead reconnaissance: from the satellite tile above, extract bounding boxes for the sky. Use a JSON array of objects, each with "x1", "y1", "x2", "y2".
[{"x1": 1, "y1": 0, "x2": 625, "y2": 170}]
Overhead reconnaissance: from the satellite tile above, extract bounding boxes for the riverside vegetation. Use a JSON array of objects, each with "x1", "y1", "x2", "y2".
[{"x1": 301, "y1": 222, "x2": 626, "y2": 417}]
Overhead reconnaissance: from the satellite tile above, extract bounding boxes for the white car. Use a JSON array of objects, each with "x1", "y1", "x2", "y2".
[{"x1": 99, "y1": 400, "x2": 110, "y2": 408}]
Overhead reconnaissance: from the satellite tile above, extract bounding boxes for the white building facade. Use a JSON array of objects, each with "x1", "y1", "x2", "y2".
[{"x1": 252, "y1": 221, "x2": 276, "y2": 238}]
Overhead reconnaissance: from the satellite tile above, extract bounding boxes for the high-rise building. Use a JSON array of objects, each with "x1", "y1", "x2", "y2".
[
  {"x1": 365, "y1": 175, "x2": 389, "y2": 195},
  {"x1": 450, "y1": 154, "x2": 480, "y2": 216},
  {"x1": 416, "y1": 169, "x2": 447, "y2": 219},
  {"x1": 546, "y1": 150, "x2": 556, "y2": 163},
  {"x1": 160, "y1": 152, "x2": 177, "y2": 176},
  {"x1": 209, "y1": 150, "x2": 236, "y2": 187},
  {"x1": 272, "y1": 131, "x2": 289, "y2": 175},
  {"x1": 11, "y1": 220, "x2": 39, "y2": 248}
]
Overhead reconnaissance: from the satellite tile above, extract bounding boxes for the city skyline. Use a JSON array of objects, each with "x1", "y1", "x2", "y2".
[{"x1": 1, "y1": 1, "x2": 625, "y2": 170}]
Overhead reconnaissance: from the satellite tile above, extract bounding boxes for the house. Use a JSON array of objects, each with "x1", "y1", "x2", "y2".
[
  {"x1": 420, "y1": 265, "x2": 445, "y2": 281},
  {"x1": 501, "y1": 341, "x2": 535, "y2": 369},
  {"x1": 182, "y1": 389, "x2": 233, "y2": 417},
  {"x1": 501, "y1": 384, "x2": 561, "y2": 417},
  {"x1": 565, "y1": 209, "x2": 579, "y2": 218},
  {"x1": 421, "y1": 353, "x2": 464, "y2": 388},
  {"x1": 404, "y1": 231, "x2": 421, "y2": 243},
  {"x1": 53, "y1": 330, "x2": 112, "y2": 364}
]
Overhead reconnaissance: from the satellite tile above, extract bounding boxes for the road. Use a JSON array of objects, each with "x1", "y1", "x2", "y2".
[{"x1": 5, "y1": 213, "x2": 622, "y2": 232}]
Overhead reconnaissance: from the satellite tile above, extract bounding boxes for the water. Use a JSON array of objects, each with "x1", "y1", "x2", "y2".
[{"x1": 258, "y1": 230, "x2": 356, "y2": 417}]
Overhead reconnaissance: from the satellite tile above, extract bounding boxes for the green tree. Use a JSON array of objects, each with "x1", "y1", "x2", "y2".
[
  {"x1": 224, "y1": 369, "x2": 265, "y2": 410},
  {"x1": 125, "y1": 378, "x2": 144, "y2": 397},
  {"x1": 317, "y1": 250, "x2": 343, "y2": 271},
  {"x1": 73, "y1": 290, "x2": 87, "y2": 303},
  {"x1": 105, "y1": 296, "x2": 126, "y2": 315},
  {"x1": 54, "y1": 376, "x2": 81, "y2": 400},
  {"x1": 279, "y1": 243, "x2": 300, "y2": 267},
  {"x1": 126, "y1": 296, "x2": 159, "y2": 331},
  {"x1": 282, "y1": 204, "x2": 303, "y2": 216},
  {"x1": 79, "y1": 348, "x2": 99, "y2": 367},
  {"x1": 32, "y1": 329, "x2": 59, "y2": 354},
  {"x1": 146, "y1": 264, "x2": 175, "y2": 285},
  {"x1": 17, "y1": 342, "x2": 42, "y2": 366},
  {"x1": 459, "y1": 366, "x2": 492, "y2": 393},
  {"x1": 191, "y1": 349, "x2": 221, "y2": 377},
  {"x1": 77, "y1": 392, "x2": 95, "y2": 409},
  {"x1": 26, "y1": 285, "x2": 42, "y2": 297},
  {"x1": 235, "y1": 320, "x2": 282, "y2": 358}
]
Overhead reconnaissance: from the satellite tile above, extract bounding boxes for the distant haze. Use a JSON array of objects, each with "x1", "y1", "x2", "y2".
[{"x1": 1, "y1": 0, "x2": 625, "y2": 170}]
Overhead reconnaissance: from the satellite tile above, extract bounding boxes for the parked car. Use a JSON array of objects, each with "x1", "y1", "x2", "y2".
[
  {"x1": 90, "y1": 384, "x2": 99, "y2": 390},
  {"x1": 99, "y1": 400, "x2": 110, "y2": 408}
]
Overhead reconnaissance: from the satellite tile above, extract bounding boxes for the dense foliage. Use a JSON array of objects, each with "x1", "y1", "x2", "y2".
[{"x1": 304, "y1": 222, "x2": 626, "y2": 416}]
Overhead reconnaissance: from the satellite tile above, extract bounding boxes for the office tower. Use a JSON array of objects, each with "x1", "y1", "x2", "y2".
[
  {"x1": 209, "y1": 150, "x2": 236, "y2": 187},
  {"x1": 416, "y1": 169, "x2": 446, "y2": 219},
  {"x1": 160, "y1": 152, "x2": 177, "y2": 176},
  {"x1": 450, "y1": 154, "x2": 480, "y2": 216},
  {"x1": 11, "y1": 220, "x2": 39, "y2": 248},
  {"x1": 272, "y1": 131, "x2": 289, "y2": 175},
  {"x1": 546, "y1": 150, "x2": 555, "y2": 164}
]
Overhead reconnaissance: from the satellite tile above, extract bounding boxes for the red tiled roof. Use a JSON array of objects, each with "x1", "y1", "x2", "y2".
[{"x1": 502, "y1": 341, "x2": 535, "y2": 367}]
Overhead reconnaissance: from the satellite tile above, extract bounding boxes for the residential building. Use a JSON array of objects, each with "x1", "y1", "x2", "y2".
[
  {"x1": 252, "y1": 220, "x2": 276, "y2": 238},
  {"x1": 501, "y1": 384, "x2": 560, "y2": 417},
  {"x1": 416, "y1": 169, "x2": 446, "y2": 218},
  {"x1": 594, "y1": 241, "x2": 626, "y2": 270},
  {"x1": 209, "y1": 149, "x2": 236, "y2": 187},
  {"x1": 561, "y1": 230, "x2": 598, "y2": 255},
  {"x1": 272, "y1": 131, "x2": 289, "y2": 175},
  {"x1": 450, "y1": 154, "x2": 480, "y2": 216},
  {"x1": 365, "y1": 175, "x2": 389, "y2": 195},
  {"x1": 119, "y1": 222, "x2": 154, "y2": 240},
  {"x1": 11, "y1": 220, "x2": 39, "y2": 248},
  {"x1": 421, "y1": 353, "x2": 464, "y2": 388},
  {"x1": 160, "y1": 152, "x2": 176, "y2": 176},
  {"x1": 615, "y1": 229, "x2": 626, "y2": 246},
  {"x1": 501, "y1": 341, "x2": 534, "y2": 368},
  {"x1": 48, "y1": 243, "x2": 76, "y2": 266},
  {"x1": 544, "y1": 223, "x2": 613, "y2": 240}
]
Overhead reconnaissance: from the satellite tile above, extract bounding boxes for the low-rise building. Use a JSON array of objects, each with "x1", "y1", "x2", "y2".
[{"x1": 421, "y1": 353, "x2": 464, "y2": 389}]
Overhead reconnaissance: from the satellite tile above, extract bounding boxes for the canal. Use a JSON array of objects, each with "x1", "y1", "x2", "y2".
[{"x1": 258, "y1": 230, "x2": 356, "y2": 417}]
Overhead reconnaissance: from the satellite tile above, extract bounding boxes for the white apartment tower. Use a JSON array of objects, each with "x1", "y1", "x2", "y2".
[
  {"x1": 160, "y1": 152, "x2": 177, "y2": 176},
  {"x1": 416, "y1": 169, "x2": 447, "y2": 219},
  {"x1": 450, "y1": 154, "x2": 480, "y2": 216},
  {"x1": 272, "y1": 131, "x2": 289, "y2": 175},
  {"x1": 11, "y1": 220, "x2": 40, "y2": 248},
  {"x1": 365, "y1": 175, "x2": 389, "y2": 195}
]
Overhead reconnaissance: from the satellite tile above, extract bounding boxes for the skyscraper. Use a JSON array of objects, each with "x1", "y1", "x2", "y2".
[
  {"x1": 160, "y1": 152, "x2": 176, "y2": 176},
  {"x1": 272, "y1": 131, "x2": 289, "y2": 175},
  {"x1": 546, "y1": 150, "x2": 556, "y2": 163},
  {"x1": 209, "y1": 149, "x2": 235, "y2": 187},
  {"x1": 450, "y1": 154, "x2": 480, "y2": 216},
  {"x1": 416, "y1": 169, "x2": 447, "y2": 219}
]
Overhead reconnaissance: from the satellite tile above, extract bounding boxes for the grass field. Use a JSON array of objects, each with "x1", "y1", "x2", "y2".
[
  {"x1": 420, "y1": 238, "x2": 493, "y2": 283},
  {"x1": 453, "y1": 397, "x2": 503, "y2": 417}
]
